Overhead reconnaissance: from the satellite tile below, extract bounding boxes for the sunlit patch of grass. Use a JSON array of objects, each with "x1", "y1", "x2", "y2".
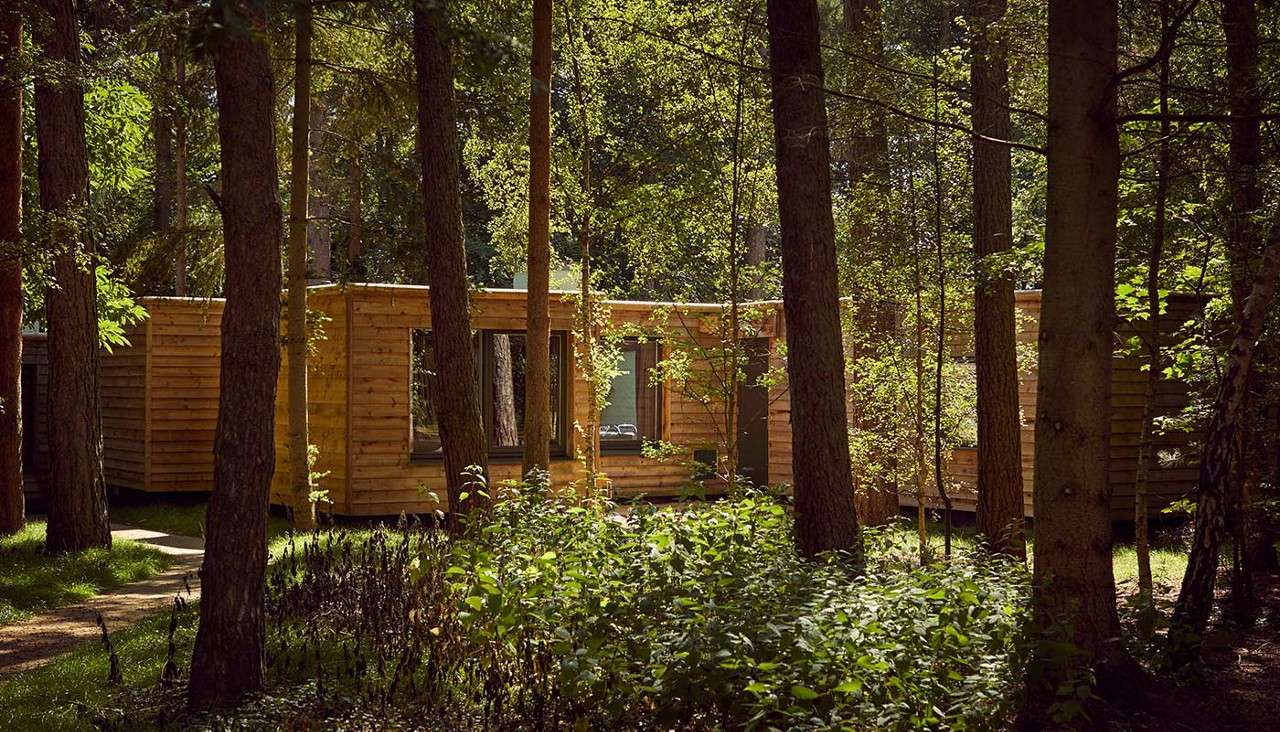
[
  {"x1": 110, "y1": 497, "x2": 291, "y2": 543},
  {"x1": 1111, "y1": 544, "x2": 1188, "y2": 587},
  {"x1": 0, "y1": 522, "x2": 173, "y2": 627}
]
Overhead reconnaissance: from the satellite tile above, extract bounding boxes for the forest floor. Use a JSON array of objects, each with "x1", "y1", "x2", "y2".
[
  {"x1": 1123, "y1": 570, "x2": 1280, "y2": 732},
  {"x1": 0, "y1": 525, "x2": 202, "y2": 678}
]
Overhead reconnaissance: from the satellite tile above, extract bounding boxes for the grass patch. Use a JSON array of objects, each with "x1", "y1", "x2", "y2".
[
  {"x1": 111, "y1": 497, "x2": 291, "y2": 543},
  {"x1": 0, "y1": 522, "x2": 173, "y2": 627}
]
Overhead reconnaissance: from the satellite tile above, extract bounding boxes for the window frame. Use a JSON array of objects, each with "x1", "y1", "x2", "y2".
[
  {"x1": 599, "y1": 338, "x2": 663, "y2": 455},
  {"x1": 409, "y1": 328, "x2": 568, "y2": 463}
]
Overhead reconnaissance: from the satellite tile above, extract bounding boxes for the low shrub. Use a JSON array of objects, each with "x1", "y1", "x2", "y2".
[{"x1": 255, "y1": 479, "x2": 1031, "y2": 730}]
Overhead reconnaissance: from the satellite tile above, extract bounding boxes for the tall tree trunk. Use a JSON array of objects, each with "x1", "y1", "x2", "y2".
[
  {"x1": 1220, "y1": 0, "x2": 1274, "y2": 587},
  {"x1": 0, "y1": 11, "x2": 23, "y2": 535},
  {"x1": 523, "y1": 0, "x2": 553, "y2": 475},
  {"x1": 307, "y1": 100, "x2": 331, "y2": 283},
  {"x1": 173, "y1": 13, "x2": 188, "y2": 297},
  {"x1": 413, "y1": 0, "x2": 489, "y2": 518},
  {"x1": 1023, "y1": 0, "x2": 1126, "y2": 716},
  {"x1": 286, "y1": 0, "x2": 315, "y2": 530},
  {"x1": 153, "y1": 40, "x2": 175, "y2": 249},
  {"x1": 745, "y1": 224, "x2": 767, "y2": 300},
  {"x1": 492, "y1": 333, "x2": 519, "y2": 445},
  {"x1": 35, "y1": 0, "x2": 111, "y2": 554},
  {"x1": 843, "y1": 0, "x2": 897, "y2": 527},
  {"x1": 765, "y1": 0, "x2": 861, "y2": 560},
  {"x1": 1169, "y1": 204, "x2": 1280, "y2": 668},
  {"x1": 346, "y1": 137, "x2": 361, "y2": 279},
  {"x1": 970, "y1": 0, "x2": 1025, "y2": 559},
  {"x1": 187, "y1": 0, "x2": 283, "y2": 708},
  {"x1": 1133, "y1": 0, "x2": 1172, "y2": 631}
]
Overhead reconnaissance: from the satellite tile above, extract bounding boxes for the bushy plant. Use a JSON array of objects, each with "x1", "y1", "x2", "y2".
[{"x1": 252, "y1": 483, "x2": 1030, "y2": 730}]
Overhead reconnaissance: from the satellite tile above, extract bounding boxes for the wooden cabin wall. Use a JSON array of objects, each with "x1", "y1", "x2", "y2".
[
  {"x1": 19, "y1": 334, "x2": 49, "y2": 502},
  {"x1": 297, "y1": 286, "x2": 786, "y2": 515},
  {"x1": 920, "y1": 291, "x2": 1204, "y2": 518},
  {"x1": 270, "y1": 289, "x2": 350, "y2": 512},
  {"x1": 100, "y1": 321, "x2": 147, "y2": 490}
]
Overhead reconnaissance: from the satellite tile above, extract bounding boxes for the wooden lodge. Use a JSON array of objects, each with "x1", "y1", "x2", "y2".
[{"x1": 20, "y1": 284, "x2": 1204, "y2": 520}]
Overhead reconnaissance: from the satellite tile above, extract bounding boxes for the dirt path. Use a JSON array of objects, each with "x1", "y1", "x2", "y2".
[{"x1": 0, "y1": 525, "x2": 202, "y2": 678}]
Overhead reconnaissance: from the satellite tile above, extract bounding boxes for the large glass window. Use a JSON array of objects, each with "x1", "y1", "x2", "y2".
[
  {"x1": 600, "y1": 339, "x2": 661, "y2": 452},
  {"x1": 411, "y1": 329, "x2": 565, "y2": 459}
]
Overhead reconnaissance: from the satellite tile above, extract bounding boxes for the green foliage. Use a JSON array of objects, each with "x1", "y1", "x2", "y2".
[
  {"x1": 96, "y1": 265, "x2": 149, "y2": 352},
  {"x1": 246, "y1": 485, "x2": 1031, "y2": 729},
  {"x1": 0, "y1": 522, "x2": 172, "y2": 627}
]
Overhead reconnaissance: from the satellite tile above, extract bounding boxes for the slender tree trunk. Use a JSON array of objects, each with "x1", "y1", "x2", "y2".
[
  {"x1": 187, "y1": 0, "x2": 283, "y2": 708},
  {"x1": 286, "y1": 0, "x2": 315, "y2": 530},
  {"x1": 173, "y1": 13, "x2": 188, "y2": 297},
  {"x1": 0, "y1": 11, "x2": 23, "y2": 535},
  {"x1": 843, "y1": 0, "x2": 897, "y2": 526},
  {"x1": 492, "y1": 334, "x2": 519, "y2": 445},
  {"x1": 765, "y1": 0, "x2": 861, "y2": 560},
  {"x1": 413, "y1": 0, "x2": 489, "y2": 518},
  {"x1": 1133, "y1": 0, "x2": 1172, "y2": 631},
  {"x1": 970, "y1": 0, "x2": 1024, "y2": 559},
  {"x1": 153, "y1": 40, "x2": 175, "y2": 248},
  {"x1": 1169, "y1": 206, "x2": 1280, "y2": 668},
  {"x1": 745, "y1": 224, "x2": 766, "y2": 301},
  {"x1": 523, "y1": 0, "x2": 553, "y2": 475},
  {"x1": 307, "y1": 101, "x2": 331, "y2": 283},
  {"x1": 907, "y1": 158, "x2": 928, "y2": 562},
  {"x1": 931, "y1": 47, "x2": 952, "y2": 558},
  {"x1": 1023, "y1": 0, "x2": 1127, "y2": 717},
  {"x1": 35, "y1": 0, "x2": 111, "y2": 554},
  {"x1": 346, "y1": 137, "x2": 362, "y2": 279}
]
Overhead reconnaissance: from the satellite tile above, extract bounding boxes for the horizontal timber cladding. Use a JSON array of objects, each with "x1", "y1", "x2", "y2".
[
  {"x1": 325, "y1": 284, "x2": 789, "y2": 515},
  {"x1": 911, "y1": 290, "x2": 1207, "y2": 520}
]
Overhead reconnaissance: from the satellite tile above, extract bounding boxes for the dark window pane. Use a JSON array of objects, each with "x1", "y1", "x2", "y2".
[
  {"x1": 485, "y1": 332, "x2": 565, "y2": 454},
  {"x1": 410, "y1": 330, "x2": 441, "y2": 456}
]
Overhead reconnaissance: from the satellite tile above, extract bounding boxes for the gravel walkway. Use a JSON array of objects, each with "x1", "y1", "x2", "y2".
[{"x1": 0, "y1": 525, "x2": 203, "y2": 678}]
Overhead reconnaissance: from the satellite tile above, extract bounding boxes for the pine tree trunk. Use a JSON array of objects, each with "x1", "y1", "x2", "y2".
[
  {"x1": 970, "y1": 0, "x2": 1024, "y2": 559},
  {"x1": 522, "y1": 0, "x2": 553, "y2": 475},
  {"x1": 1169, "y1": 203, "x2": 1280, "y2": 668},
  {"x1": 412, "y1": 0, "x2": 489, "y2": 518},
  {"x1": 346, "y1": 138, "x2": 362, "y2": 280},
  {"x1": 173, "y1": 14, "x2": 188, "y2": 297},
  {"x1": 492, "y1": 334, "x2": 519, "y2": 446},
  {"x1": 187, "y1": 1, "x2": 283, "y2": 708},
  {"x1": 153, "y1": 40, "x2": 174, "y2": 248},
  {"x1": 1023, "y1": 0, "x2": 1126, "y2": 715},
  {"x1": 286, "y1": 0, "x2": 315, "y2": 530},
  {"x1": 34, "y1": 0, "x2": 111, "y2": 555},
  {"x1": 765, "y1": 0, "x2": 861, "y2": 560},
  {"x1": 307, "y1": 100, "x2": 331, "y2": 283},
  {"x1": 0, "y1": 11, "x2": 24, "y2": 535}
]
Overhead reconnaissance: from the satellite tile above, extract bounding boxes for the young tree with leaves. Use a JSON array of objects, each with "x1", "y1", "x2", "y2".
[
  {"x1": 35, "y1": 0, "x2": 111, "y2": 554},
  {"x1": 0, "y1": 10, "x2": 23, "y2": 535},
  {"x1": 413, "y1": 0, "x2": 490, "y2": 518},
  {"x1": 765, "y1": 0, "x2": 861, "y2": 560},
  {"x1": 188, "y1": 0, "x2": 284, "y2": 709}
]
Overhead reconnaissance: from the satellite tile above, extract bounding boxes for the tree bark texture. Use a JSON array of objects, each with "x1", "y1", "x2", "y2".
[
  {"x1": 34, "y1": 0, "x2": 111, "y2": 554},
  {"x1": 346, "y1": 138, "x2": 362, "y2": 280},
  {"x1": 492, "y1": 334, "x2": 519, "y2": 446},
  {"x1": 188, "y1": 0, "x2": 283, "y2": 708},
  {"x1": 286, "y1": 0, "x2": 315, "y2": 530},
  {"x1": 413, "y1": 0, "x2": 490, "y2": 516},
  {"x1": 523, "y1": 0, "x2": 553, "y2": 475},
  {"x1": 1169, "y1": 199, "x2": 1280, "y2": 667},
  {"x1": 307, "y1": 99, "x2": 331, "y2": 283},
  {"x1": 174, "y1": 15, "x2": 188, "y2": 297},
  {"x1": 1025, "y1": 0, "x2": 1124, "y2": 711},
  {"x1": 0, "y1": 11, "x2": 23, "y2": 535},
  {"x1": 152, "y1": 40, "x2": 174, "y2": 243},
  {"x1": 765, "y1": 0, "x2": 861, "y2": 560},
  {"x1": 969, "y1": 0, "x2": 1025, "y2": 559}
]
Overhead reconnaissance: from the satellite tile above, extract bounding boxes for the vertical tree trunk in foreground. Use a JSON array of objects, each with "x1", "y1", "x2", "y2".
[
  {"x1": 523, "y1": 0, "x2": 553, "y2": 475},
  {"x1": 1024, "y1": 0, "x2": 1126, "y2": 717},
  {"x1": 413, "y1": 0, "x2": 490, "y2": 517},
  {"x1": 969, "y1": 0, "x2": 1025, "y2": 559},
  {"x1": 0, "y1": 12, "x2": 24, "y2": 535},
  {"x1": 287, "y1": 0, "x2": 316, "y2": 530},
  {"x1": 1169, "y1": 205, "x2": 1280, "y2": 668},
  {"x1": 347, "y1": 138, "x2": 362, "y2": 279},
  {"x1": 765, "y1": 0, "x2": 861, "y2": 560},
  {"x1": 188, "y1": 0, "x2": 282, "y2": 709},
  {"x1": 35, "y1": 0, "x2": 111, "y2": 554}
]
